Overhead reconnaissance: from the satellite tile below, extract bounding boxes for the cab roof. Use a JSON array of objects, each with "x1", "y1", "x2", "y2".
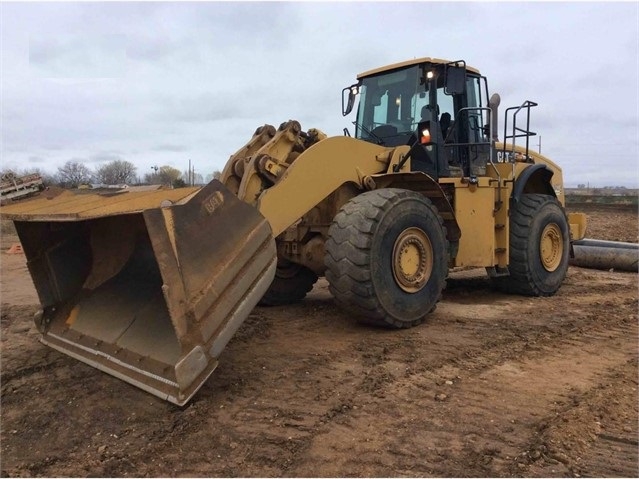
[{"x1": 356, "y1": 57, "x2": 481, "y2": 80}]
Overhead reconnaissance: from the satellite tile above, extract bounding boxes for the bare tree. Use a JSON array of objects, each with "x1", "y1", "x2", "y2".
[
  {"x1": 145, "y1": 165, "x2": 182, "y2": 187},
  {"x1": 94, "y1": 160, "x2": 137, "y2": 185},
  {"x1": 182, "y1": 170, "x2": 204, "y2": 185},
  {"x1": 57, "y1": 160, "x2": 92, "y2": 188},
  {"x1": 213, "y1": 170, "x2": 222, "y2": 180}
]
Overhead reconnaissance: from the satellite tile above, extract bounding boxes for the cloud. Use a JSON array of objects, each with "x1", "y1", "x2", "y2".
[
  {"x1": 153, "y1": 144, "x2": 190, "y2": 153},
  {"x1": 126, "y1": 36, "x2": 175, "y2": 62},
  {"x1": 2, "y1": 2, "x2": 638, "y2": 188},
  {"x1": 90, "y1": 152, "x2": 124, "y2": 163},
  {"x1": 160, "y1": 93, "x2": 239, "y2": 124},
  {"x1": 29, "y1": 34, "x2": 127, "y2": 79},
  {"x1": 28, "y1": 156, "x2": 46, "y2": 163}
]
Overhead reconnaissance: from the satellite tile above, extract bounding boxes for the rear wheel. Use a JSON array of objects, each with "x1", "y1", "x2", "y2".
[
  {"x1": 325, "y1": 188, "x2": 448, "y2": 328},
  {"x1": 494, "y1": 193, "x2": 570, "y2": 296},
  {"x1": 259, "y1": 259, "x2": 318, "y2": 306}
]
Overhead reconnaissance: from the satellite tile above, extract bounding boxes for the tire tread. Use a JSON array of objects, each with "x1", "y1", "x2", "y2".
[
  {"x1": 325, "y1": 188, "x2": 448, "y2": 328},
  {"x1": 495, "y1": 193, "x2": 569, "y2": 296}
]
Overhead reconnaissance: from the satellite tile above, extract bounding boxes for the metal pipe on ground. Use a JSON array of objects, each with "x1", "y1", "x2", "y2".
[{"x1": 570, "y1": 238, "x2": 639, "y2": 272}]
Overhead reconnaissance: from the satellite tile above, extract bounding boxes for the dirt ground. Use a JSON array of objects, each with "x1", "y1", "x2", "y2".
[{"x1": 1, "y1": 204, "x2": 637, "y2": 478}]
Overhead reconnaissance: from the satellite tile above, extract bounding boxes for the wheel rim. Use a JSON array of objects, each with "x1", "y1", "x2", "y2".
[
  {"x1": 391, "y1": 227, "x2": 433, "y2": 293},
  {"x1": 540, "y1": 223, "x2": 563, "y2": 272}
]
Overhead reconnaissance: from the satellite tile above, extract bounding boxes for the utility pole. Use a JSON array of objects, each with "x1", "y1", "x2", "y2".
[{"x1": 538, "y1": 135, "x2": 542, "y2": 154}]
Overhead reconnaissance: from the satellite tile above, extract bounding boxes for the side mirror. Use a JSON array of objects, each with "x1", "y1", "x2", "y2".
[
  {"x1": 342, "y1": 84, "x2": 359, "y2": 116},
  {"x1": 445, "y1": 65, "x2": 466, "y2": 95}
]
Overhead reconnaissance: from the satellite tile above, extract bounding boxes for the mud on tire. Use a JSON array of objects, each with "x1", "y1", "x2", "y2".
[
  {"x1": 494, "y1": 193, "x2": 570, "y2": 296},
  {"x1": 324, "y1": 188, "x2": 448, "y2": 328}
]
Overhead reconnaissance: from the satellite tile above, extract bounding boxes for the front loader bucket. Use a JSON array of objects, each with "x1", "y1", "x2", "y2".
[{"x1": 1, "y1": 182, "x2": 276, "y2": 405}]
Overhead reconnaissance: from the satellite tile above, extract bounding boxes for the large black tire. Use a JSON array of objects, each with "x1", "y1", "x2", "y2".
[
  {"x1": 325, "y1": 188, "x2": 448, "y2": 328},
  {"x1": 259, "y1": 260, "x2": 318, "y2": 306},
  {"x1": 494, "y1": 193, "x2": 570, "y2": 296}
]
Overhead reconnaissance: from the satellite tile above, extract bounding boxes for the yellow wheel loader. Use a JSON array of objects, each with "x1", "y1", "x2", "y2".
[{"x1": 0, "y1": 57, "x2": 586, "y2": 405}]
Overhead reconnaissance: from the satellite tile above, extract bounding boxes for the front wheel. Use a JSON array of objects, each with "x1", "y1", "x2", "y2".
[
  {"x1": 325, "y1": 188, "x2": 448, "y2": 328},
  {"x1": 495, "y1": 194, "x2": 570, "y2": 296}
]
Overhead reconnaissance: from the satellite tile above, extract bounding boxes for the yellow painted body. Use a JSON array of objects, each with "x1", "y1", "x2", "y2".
[
  {"x1": 0, "y1": 187, "x2": 200, "y2": 221},
  {"x1": 357, "y1": 56, "x2": 481, "y2": 79},
  {"x1": 258, "y1": 136, "x2": 390, "y2": 236},
  {"x1": 247, "y1": 136, "x2": 581, "y2": 273},
  {"x1": 215, "y1": 121, "x2": 576, "y2": 275},
  {"x1": 439, "y1": 177, "x2": 505, "y2": 267},
  {"x1": 495, "y1": 143, "x2": 567, "y2": 205}
]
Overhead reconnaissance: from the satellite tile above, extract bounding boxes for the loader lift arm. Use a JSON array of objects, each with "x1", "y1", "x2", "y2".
[{"x1": 219, "y1": 120, "x2": 454, "y2": 239}]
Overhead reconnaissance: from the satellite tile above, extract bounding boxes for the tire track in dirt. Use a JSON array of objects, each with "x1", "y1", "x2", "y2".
[
  {"x1": 123, "y1": 266, "x2": 637, "y2": 478},
  {"x1": 286, "y1": 315, "x2": 636, "y2": 476},
  {"x1": 514, "y1": 356, "x2": 638, "y2": 478},
  {"x1": 1, "y1": 263, "x2": 636, "y2": 477}
]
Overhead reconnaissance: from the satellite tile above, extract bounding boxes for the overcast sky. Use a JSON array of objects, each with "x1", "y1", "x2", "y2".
[{"x1": 1, "y1": 1, "x2": 638, "y2": 187}]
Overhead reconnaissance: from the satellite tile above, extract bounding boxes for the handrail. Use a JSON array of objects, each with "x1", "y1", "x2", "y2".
[{"x1": 502, "y1": 100, "x2": 537, "y2": 160}]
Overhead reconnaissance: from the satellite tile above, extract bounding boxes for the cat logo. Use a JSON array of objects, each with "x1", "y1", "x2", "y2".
[{"x1": 203, "y1": 191, "x2": 224, "y2": 215}]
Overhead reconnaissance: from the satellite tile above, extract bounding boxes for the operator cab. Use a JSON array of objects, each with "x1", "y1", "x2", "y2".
[{"x1": 343, "y1": 58, "x2": 494, "y2": 180}]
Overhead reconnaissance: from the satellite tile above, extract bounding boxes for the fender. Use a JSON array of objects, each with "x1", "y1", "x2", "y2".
[
  {"x1": 512, "y1": 164, "x2": 555, "y2": 202},
  {"x1": 370, "y1": 171, "x2": 461, "y2": 244}
]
